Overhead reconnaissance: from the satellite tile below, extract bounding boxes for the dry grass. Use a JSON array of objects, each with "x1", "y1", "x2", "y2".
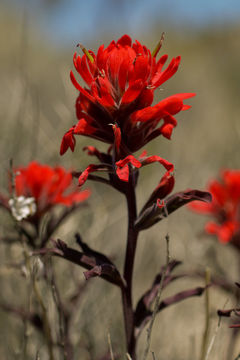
[{"x1": 0, "y1": 4, "x2": 239, "y2": 359}]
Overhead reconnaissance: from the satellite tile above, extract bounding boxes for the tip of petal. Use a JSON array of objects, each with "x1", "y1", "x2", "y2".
[
  {"x1": 78, "y1": 172, "x2": 88, "y2": 187},
  {"x1": 60, "y1": 138, "x2": 70, "y2": 156},
  {"x1": 60, "y1": 143, "x2": 66, "y2": 156},
  {"x1": 182, "y1": 92, "x2": 196, "y2": 99},
  {"x1": 117, "y1": 34, "x2": 132, "y2": 47},
  {"x1": 161, "y1": 124, "x2": 174, "y2": 139},
  {"x1": 60, "y1": 128, "x2": 76, "y2": 155},
  {"x1": 70, "y1": 70, "x2": 82, "y2": 92},
  {"x1": 182, "y1": 105, "x2": 192, "y2": 111}
]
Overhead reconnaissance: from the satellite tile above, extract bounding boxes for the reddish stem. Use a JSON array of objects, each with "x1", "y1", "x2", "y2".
[{"x1": 121, "y1": 172, "x2": 139, "y2": 360}]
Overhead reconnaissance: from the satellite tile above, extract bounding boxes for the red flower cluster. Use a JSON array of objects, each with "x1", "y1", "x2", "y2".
[
  {"x1": 190, "y1": 170, "x2": 240, "y2": 245},
  {"x1": 60, "y1": 35, "x2": 195, "y2": 158},
  {"x1": 14, "y1": 161, "x2": 90, "y2": 214}
]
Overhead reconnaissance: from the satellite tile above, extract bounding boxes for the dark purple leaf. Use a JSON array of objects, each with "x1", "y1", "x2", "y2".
[
  {"x1": 135, "y1": 260, "x2": 182, "y2": 327},
  {"x1": 135, "y1": 190, "x2": 212, "y2": 230},
  {"x1": 135, "y1": 286, "x2": 206, "y2": 337},
  {"x1": 217, "y1": 309, "x2": 235, "y2": 317},
  {"x1": 84, "y1": 264, "x2": 120, "y2": 281},
  {"x1": 75, "y1": 233, "x2": 114, "y2": 264},
  {"x1": 158, "y1": 286, "x2": 206, "y2": 311},
  {"x1": 32, "y1": 239, "x2": 125, "y2": 288}
]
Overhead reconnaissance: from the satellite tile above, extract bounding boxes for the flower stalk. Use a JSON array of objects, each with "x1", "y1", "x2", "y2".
[{"x1": 121, "y1": 171, "x2": 139, "y2": 359}]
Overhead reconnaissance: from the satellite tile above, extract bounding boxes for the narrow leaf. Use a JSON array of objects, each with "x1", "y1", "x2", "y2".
[
  {"x1": 135, "y1": 190, "x2": 212, "y2": 231},
  {"x1": 32, "y1": 238, "x2": 124, "y2": 288},
  {"x1": 135, "y1": 260, "x2": 182, "y2": 327}
]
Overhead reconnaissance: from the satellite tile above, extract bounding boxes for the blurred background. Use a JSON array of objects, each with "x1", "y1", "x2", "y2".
[{"x1": 0, "y1": 0, "x2": 240, "y2": 359}]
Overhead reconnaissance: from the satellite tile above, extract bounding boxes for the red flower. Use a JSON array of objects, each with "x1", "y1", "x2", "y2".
[
  {"x1": 60, "y1": 34, "x2": 195, "y2": 157},
  {"x1": 189, "y1": 170, "x2": 240, "y2": 245},
  {"x1": 14, "y1": 161, "x2": 90, "y2": 214}
]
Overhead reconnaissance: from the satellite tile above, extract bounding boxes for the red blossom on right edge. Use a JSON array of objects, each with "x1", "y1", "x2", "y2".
[{"x1": 189, "y1": 169, "x2": 240, "y2": 249}]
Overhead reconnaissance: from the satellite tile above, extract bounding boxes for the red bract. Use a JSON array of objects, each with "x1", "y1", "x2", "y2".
[
  {"x1": 78, "y1": 150, "x2": 174, "y2": 185},
  {"x1": 115, "y1": 155, "x2": 142, "y2": 182},
  {"x1": 14, "y1": 161, "x2": 90, "y2": 214},
  {"x1": 189, "y1": 170, "x2": 240, "y2": 245},
  {"x1": 60, "y1": 34, "x2": 195, "y2": 157}
]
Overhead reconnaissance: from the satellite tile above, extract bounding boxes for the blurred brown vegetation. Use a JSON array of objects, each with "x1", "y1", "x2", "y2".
[{"x1": 0, "y1": 4, "x2": 240, "y2": 360}]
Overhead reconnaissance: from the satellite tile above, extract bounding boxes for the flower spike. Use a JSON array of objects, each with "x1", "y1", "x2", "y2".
[{"x1": 61, "y1": 35, "x2": 195, "y2": 156}]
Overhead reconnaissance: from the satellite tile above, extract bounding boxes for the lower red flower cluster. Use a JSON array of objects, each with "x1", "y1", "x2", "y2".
[
  {"x1": 190, "y1": 169, "x2": 240, "y2": 245},
  {"x1": 14, "y1": 161, "x2": 90, "y2": 215}
]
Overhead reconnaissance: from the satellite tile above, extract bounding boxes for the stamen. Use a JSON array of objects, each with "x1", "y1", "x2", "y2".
[
  {"x1": 146, "y1": 85, "x2": 155, "y2": 90},
  {"x1": 98, "y1": 69, "x2": 105, "y2": 78},
  {"x1": 152, "y1": 32, "x2": 165, "y2": 58},
  {"x1": 77, "y1": 43, "x2": 94, "y2": 63}
]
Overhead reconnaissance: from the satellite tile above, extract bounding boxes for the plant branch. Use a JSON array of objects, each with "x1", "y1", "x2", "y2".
[{"x1": 32, "y1": 239, "x2": 125, "y2": 288}]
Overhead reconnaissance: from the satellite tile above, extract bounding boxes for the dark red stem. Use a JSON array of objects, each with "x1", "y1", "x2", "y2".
[{"x1": 121, "y1": 172, "x2": 139, "y2": 360}]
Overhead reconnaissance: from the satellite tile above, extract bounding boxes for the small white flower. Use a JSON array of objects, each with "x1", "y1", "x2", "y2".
[{"x1": 9, "y1": 196, "x2": 37, "y2": 221}]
